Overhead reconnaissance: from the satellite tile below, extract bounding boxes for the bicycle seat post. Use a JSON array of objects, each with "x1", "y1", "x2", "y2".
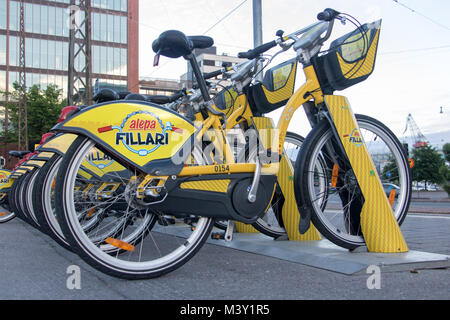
[{"x1": 184, "y1": 53, "x2": 211, "y2": 103}]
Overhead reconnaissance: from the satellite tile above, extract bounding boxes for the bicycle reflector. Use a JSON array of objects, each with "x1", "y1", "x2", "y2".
[
  {"x1": 388, "y1": 189, "x2": 396, "y2": 207},
  {"x1": 105, "y1": 238, "x2": 135, "y2": 252},
  {"x1": 331, "y1": 163, "x2": 339, "y2": 188},
  {"x1": 58, "y1": 106, "x2": 79, "y2": 123}
]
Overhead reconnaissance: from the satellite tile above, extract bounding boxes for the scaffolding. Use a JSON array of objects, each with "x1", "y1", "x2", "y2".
[
  {"x1": 67, "y1": 0, "x2": 92, "y2": 106},
  {"x1": 17, "y1": 0, "x2": 28, "y2": 150}
]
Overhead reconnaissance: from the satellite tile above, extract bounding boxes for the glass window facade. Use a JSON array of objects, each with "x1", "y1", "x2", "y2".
[
  {"x1": 92, "y1": 0, "x2": 128, "y2": 12},
  {"x1": 12, "y1": 2, "x2": 70, "y2": 36},
  {"x1": 92, "y1": 45, "x2": 127, "y2": 76},
  {"x1": 1, "y1": 0, "x2": 132, "y2": 104},
  {"x1": 9, "y1": 70, "x2": 68, "y2": 96},
  {"x1": 9, "y1": 36, "x2": 68, "y2": 72},
  {"x1": 92, "y1": 12, "x2": 127, "y2": 44}
]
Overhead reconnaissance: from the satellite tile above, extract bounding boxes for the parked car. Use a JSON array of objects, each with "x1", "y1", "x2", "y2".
[{"x1": 383, "y1": 183, "x2": 400, "y2": 198}]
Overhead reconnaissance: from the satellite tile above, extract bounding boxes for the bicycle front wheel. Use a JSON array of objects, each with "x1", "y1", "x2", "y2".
[
  {"x1": 55, "y1": 136, "x2": 214, "y2": 279},
  {"x1": 294, "y1": 114, "x2": 412, "y2": 249}
]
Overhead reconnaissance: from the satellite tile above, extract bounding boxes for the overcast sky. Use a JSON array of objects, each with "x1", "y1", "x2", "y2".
[{"x1": 138, "y1": 0, "x2": 450, "y2": 140}]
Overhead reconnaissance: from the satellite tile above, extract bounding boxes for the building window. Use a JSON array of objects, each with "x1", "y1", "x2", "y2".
[
  {"x1": 41, "y1": 5, "x2": 49, "y2": 35},
  {"x1": 9, "y1": 1, "x2": 18, "y2": 31},
  {"x1": 48, "y1": 6, "x2": 56, "y2": 36},
  {"x1": 120, "y1": 15, "x2": 127, "y2": 44},
  {"x1": 9, "y1": 37, "x2": 17, "y2": 66},
  {"x1": 0, "y1": 0, "x2": 7, "y2": 30},
  {"x1": 0, "y1": 71, "x2": 6, "y2": 100},
  {"x1": 9, "y1": 71, "x2": 18, "y2": 90},
  {"x1": 0, "y1": 35, "x2": 6, "y2": 66},
  {"x1": 203, "y1": 60, "x2": 215, "y2": 66},
  {"x1": 92, "y1": 0, "x2": 127, "y2": 12},
  {"x1": 25, "y1": 3, "x2": 32, "y2": 32}
]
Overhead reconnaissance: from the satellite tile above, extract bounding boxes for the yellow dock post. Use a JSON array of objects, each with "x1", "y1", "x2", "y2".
[{"x1": 325, "y1": 95, "x2": 408, "y2": 253}]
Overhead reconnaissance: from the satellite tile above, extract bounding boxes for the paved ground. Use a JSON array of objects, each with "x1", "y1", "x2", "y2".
[
  {"x1": 409, "y1": 191, "x2": 450, "y2": 214},
  {"x1": 411, "y1": 191, "x2": 449, "y2": 201},
  {"x1": 0, "y1": 209, "x2": 449, "y2": 301}
]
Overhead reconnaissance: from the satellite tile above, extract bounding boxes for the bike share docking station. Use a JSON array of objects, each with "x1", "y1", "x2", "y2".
[{"x1": 195, "y1": 96, "x2": 450, "y2": 275}]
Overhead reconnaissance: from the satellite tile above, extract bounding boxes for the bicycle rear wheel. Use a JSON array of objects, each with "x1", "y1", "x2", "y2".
[
  {"x1": 249, "y1": 132, "x2": 305, "y2": 238},
  {"x1": 21, "y1": 167, "x2": 43, "y2": 230},
  {"x1": 8, "y1": 173, "x2": 28, "y2": 222},
  {"x1": 0, "y1": 193, "x2": 15, "y2": 223},
  {"x1": 294, "y1": 114, "x2": 411, "y2": 249}
]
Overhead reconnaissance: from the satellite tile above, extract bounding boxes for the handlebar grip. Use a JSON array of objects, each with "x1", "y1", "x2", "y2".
[
  {"x1": 169, "y1": 91, "x2": 185, "y2": 102},
  {"x1": 317, "y1": 8, "x2": 340, "y2": 22},
  {"x1": 203, "y1": 69, "x2": 223, "y2": 80},
  {"x1": 238, "y1": 40, "x2": 277, "y2": 59}
]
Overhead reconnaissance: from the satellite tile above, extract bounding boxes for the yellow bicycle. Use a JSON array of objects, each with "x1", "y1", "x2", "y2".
[{"x1": 51, "y1": 9, "x2": 411, "y2": 279}]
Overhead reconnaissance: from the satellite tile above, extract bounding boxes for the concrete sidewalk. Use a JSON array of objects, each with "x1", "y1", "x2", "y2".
[
  {"x1": 0, "y1": 210, "x2": 448, "y2": 300},
  {"x1": 411, "y1": 191, "x2": 450, "y2": 202}
]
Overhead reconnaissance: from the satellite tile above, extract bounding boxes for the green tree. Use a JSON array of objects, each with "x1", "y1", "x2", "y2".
[
  {"x1": 1, "y1": 83, "x2": 65, "y2": 147},
  {"x1": 443, "y1": 143, "x2": 450, "y2": 163},
  {"x1": 412, "y1": 145, "x2": 445, "y2": 189},
  {"x1": 441, "y1": 144, "x2": 450, "y2": 197},
  {"x1": 440, "y1": 165, "x2": 450, "y2": 181},
  {"x1": 382, "y1": 156, "x2": 400, "y2": 185}
]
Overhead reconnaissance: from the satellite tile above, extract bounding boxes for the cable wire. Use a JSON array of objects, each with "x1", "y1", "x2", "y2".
[
  {"x1": 392, "y1": 0, "x2": 450, "y2": 32},
  {"x1": 202, "y1": 0, "x2": 249, "y2": 35}
]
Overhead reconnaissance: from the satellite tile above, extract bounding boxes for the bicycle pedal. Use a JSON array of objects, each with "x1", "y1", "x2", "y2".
[
  {"x1": 157, "y1": 216, "x2": 168, "y2": 226},
  {"x1": 166, "y1": 217, "x2": 176, "y2": 224},
  {"x1": 211, "y1": 232, "x2": 225, "y2": 240},
  {"x1": 157, "y1": 216, "x2": 175, "y2": 226}
]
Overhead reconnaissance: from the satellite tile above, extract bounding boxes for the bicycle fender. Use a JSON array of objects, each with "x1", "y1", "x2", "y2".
[
  {"x1": 37, "y1": 133, "x2": 78, "y2": 156},
  {"x1": 52, "y1": 101, "x2": 196, "y2": 175}
]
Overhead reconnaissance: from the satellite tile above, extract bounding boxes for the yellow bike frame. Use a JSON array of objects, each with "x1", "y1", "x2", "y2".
[{"x1": 175, "y1": 63, "x2": 408, "y2": 252}]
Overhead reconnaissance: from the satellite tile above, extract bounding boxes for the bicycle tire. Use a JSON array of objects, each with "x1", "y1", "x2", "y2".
[{"x1": 294, "y1": 114, "x2": 412, "y2": 249}]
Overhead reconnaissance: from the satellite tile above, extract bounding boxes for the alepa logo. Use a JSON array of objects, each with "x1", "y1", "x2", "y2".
[
  {"x1": 97, "y1": 111, "x2": 183, "y2": 157},
  {"x1": 85, "y1": 150, "x2": 114, "y2": 170},
  {"x1": 0, "y1": 172, "x2": 9, "y2": 186},
  {"x1": 344, "y1": 128, "x2": 364, "y2": 147}
]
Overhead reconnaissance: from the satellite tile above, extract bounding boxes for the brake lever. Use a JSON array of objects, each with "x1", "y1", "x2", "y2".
[
  {"x1": 280, "y1": 41, "x2": 294, "y2": 51},
  {"x1": 337, "y1": 15, "x2": 347, "y2": 25}
]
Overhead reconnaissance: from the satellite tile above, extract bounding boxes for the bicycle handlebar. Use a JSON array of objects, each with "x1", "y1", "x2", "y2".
[
  {"x1": 238, "y1": 40, "x2": 278, "y2": 60},
  {"x1": 204, "y1": 9, "x2": 342, "y2": 85},
  {"x1": 317, "y1": 8, "x2": 341, "y2": 22},
  {"x1": 203, "y1": 69, "x2": 223, "y2": 80}
]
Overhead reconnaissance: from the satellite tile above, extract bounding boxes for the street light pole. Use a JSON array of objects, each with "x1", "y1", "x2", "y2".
[{"x1": 253, "y1": 0, "x2": 263, "y2": 82}]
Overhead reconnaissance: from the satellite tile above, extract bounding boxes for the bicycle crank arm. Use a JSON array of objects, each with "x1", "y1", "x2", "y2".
[{"x1": 247, "y1": 156, "x2": 262, "y2": 203}]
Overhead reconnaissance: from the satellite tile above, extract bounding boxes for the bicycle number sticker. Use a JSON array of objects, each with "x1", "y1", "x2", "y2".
[{"x1": 214, "y1": 165, "x2": 230, "y2": 173}]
